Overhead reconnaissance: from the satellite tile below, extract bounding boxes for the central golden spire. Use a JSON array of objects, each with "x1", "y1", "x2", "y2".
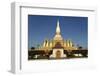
[
  {"x1": 56, "y1": 20, "x2": 60, "y2": 35},
  {"x1": 53, "y1": 20, "x2": 63, "y2": 40}
]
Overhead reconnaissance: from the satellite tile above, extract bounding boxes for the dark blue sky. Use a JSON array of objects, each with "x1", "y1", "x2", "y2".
[{"x1": 28, "y1": 15, "x2": 88, "y2": 48}]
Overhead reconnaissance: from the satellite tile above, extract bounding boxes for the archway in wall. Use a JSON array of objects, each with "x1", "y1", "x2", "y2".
[{"x1": 56, "y1": 50, "x2": 61, "y2": 58}]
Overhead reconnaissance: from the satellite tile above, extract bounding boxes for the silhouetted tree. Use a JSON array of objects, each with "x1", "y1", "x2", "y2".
[
  {"x1": 31, "y1": 47, "x2": 35, "y2": 49},
  {"x1": 78, "y1": 46, "x2": 83, "y2": 50}
]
